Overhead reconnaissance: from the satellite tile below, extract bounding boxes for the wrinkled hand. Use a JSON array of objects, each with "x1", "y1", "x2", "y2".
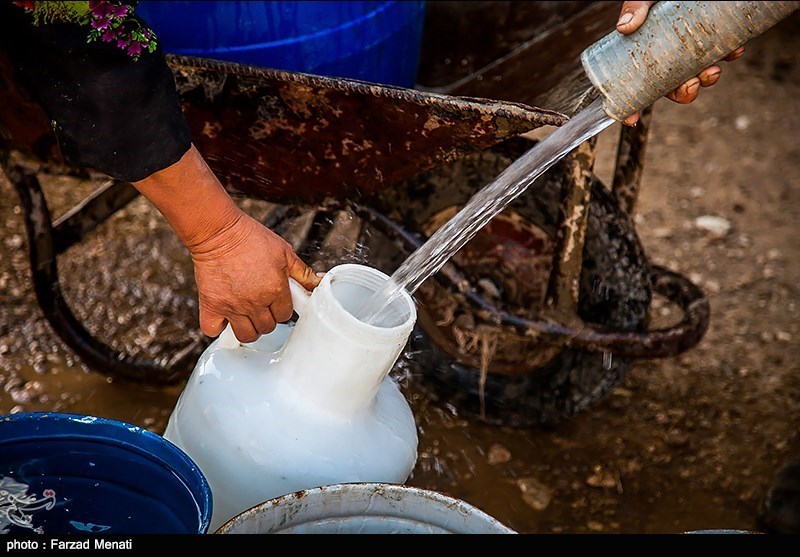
[
  {"x1": 131, "y1": 145, "x2": 321, "y2": 344},
  {"x1": 617, "y1": 1, "x2": 746, "y2": 125},
  {"x1": 190, "y1": 211, "x2": 321, "y2": 343}
]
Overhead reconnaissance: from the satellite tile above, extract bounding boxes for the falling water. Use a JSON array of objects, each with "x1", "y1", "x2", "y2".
[{"x1": 355, "y1": 97, "x2": 614, "y2": 326}]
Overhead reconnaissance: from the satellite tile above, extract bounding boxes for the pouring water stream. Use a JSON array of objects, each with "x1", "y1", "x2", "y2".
[
  {"x1": 354, "y1": 98, "x2": 613, "y2": 326},
  {"x1": 354, "y1": 0, "x2": 800, "y2": 325}
]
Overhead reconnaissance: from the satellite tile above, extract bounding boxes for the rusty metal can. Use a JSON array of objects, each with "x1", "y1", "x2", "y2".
[
  {"x1": 581, "y1": 1, "x2": 800, "y2": 121},
  {"x1": 216, "y1": 483, "x2": 515, "y2": 534}
]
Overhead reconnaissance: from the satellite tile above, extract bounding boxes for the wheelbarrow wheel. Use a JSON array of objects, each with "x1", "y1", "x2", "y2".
[
  {"x1": 362, "y1": 140, "x2": 652, "y2": 427},
  {"x1": 408, "y1": 327, "x2": 631, "y2": 427}
]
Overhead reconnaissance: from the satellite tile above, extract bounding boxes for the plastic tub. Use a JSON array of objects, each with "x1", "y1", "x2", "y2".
[
  {"x1": 0, "y1": 412, "x2": 212, "y2": 534},
  {"x1": 136, "y1": 1, "x2": 426, "y2": 87},
  {"x1": 216, "y1": 482, "x2": 516, "y2": 534}
]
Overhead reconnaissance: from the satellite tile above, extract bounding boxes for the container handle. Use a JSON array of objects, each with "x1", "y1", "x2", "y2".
[
  {"x1": 214, "y1": 279, "x2": 312, "y2": 347},
  {"x1": 289, "y1": 278, "x2": 312, "y2": 316},
  {"x1": 216, "y1": 323, "x2": 241, "y2": 349}
]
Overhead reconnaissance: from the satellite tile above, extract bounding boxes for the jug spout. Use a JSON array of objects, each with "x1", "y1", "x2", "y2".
[{"x1": 276, "y1": 264, "x2": 417, "y2": 417}]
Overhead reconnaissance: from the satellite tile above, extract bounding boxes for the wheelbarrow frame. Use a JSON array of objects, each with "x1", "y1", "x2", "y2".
[{"x1": 0, "y1": 1, "x2": 709, "y2": 386}]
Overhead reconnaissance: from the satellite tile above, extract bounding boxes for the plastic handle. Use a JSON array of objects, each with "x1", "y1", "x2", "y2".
[
  {"x1": 581, "y1": 1, "x2": 800, "y2": 121},
  {"x1": 215, "y1": 279, "x2": 312, "y2": 347},
  {"x1": 289, "y1": 278, "x2": 312, "y2": 316},
  {"x1": 217, "y1": 323, "x2": 241, "y2": 348}
]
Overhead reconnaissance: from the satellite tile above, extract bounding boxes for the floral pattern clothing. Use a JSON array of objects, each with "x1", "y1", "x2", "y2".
[
  {"x1": 12, "y1": 1, "x2": 158, "y2": 61},
  {"x1": 0, "y1": 1, "x2": 190, "y2": 182}
]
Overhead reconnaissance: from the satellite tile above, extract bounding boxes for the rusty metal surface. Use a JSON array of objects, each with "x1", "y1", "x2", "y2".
[
  {"x1": 0, "y1": 47, "x2": 569, "y2": 384},
  {"x1": 545, "y1": 137, "x2": 597, "y2": 322},
  {"x1": 357, "y1": 138, "x2": 652, "y2": 360},
  {"x1": 0, "y1": 3, "x2": 671, "y2": 383},
  {"x1": 612, "y1": 105, "x2": 654, "y2": 215},
  {"x1": 362, "y1": 192, "x2": 710, "y2": 358},
  {"x1": 0, "y1": 50, "x2": 565, "y2": 205},
  {"x1": 354, "y1": 200, "x2": 708, "y2": 360},
  {"x1": 167, "y1": 54, "x2": 565, "y2": 205},
  {"x1": 216, "y1": 482, "x2": 516, "y2": 534}
]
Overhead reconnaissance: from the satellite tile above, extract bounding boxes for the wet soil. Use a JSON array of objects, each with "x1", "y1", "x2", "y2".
[{"x1": 1, "y1": 15, "x2": 799, "y2": 534}]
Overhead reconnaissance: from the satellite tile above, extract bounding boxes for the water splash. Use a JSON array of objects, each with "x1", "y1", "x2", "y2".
[{"x1": 355, "y1": 98, "x2": 613, "y2": 325}]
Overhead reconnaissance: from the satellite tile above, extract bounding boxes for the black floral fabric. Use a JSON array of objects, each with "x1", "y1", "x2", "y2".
[{"x1": 0, "y1": 1, "x2": 191, "y2": 182}]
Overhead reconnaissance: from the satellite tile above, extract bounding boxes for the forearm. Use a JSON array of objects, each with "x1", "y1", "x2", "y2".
[
  {"x1": 132, "y1": 143, "x2": 321, "y2": 341},
  {"x1": 131, "y1": 144, "x2": 244, "y2": 254}
]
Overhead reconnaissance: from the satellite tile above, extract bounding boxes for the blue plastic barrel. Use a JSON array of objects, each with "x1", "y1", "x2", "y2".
[
  {"x1": 136, "y1": 1, "x2": 426, "y2": 87},
  {"x1": 0, "y1": 413, "x2": 212, "y2": 535}
]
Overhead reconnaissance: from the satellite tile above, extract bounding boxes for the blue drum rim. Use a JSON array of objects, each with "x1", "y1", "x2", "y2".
[{"x1": 0, "y1": 412, "x2": 212, "y2": 534}]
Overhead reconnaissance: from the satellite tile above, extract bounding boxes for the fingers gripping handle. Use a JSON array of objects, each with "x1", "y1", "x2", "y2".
[{"x1": 216, "y1": 278, "x2": 311, "y2": 348}]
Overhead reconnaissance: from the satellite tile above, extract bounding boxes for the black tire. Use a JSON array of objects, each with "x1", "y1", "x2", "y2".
[{"x1": 364, "y1": 138, "x2": 652, "y2": 427}]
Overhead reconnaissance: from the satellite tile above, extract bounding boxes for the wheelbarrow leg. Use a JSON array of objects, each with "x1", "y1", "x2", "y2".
[
  {"x1": 545, "y1": 137, "x2": 598, "y2": 324},
  {"x1": 612, "y1": 105, "x2": 654, "y2": 215},
  {"x1": 4, "y1": 163, "x2": 203, "y2": 384}
]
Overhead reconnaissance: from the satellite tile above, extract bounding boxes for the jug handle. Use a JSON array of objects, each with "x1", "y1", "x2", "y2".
[
  {"x1": 216, "y1": 323, "x2": 241, "y2": 349},
  {"x1": 289, "y1": 278, "x2": 312, "y2": 316},
  {"x1": 214, "y1": 279, "x2": 312, "y2": 348}
]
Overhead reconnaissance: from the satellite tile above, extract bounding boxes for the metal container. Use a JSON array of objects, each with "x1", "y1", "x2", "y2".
[
  {"x1": 216, "y1": 483, "x2": 515, "y2": 534},
  {"x1": 0, "y1": 412, "x2": 212, "y2": 534},
  {"x1": 581, "y1": 1, "x2": 800, "y2": 121}
]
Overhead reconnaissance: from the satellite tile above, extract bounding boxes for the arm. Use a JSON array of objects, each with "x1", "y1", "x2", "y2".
[
  {"x1": 132, "y1": 145, "x2": 320, "y2": 343},
  {"x1": 1, "y1": 2, "x2": 320, "y2": 344},
  {"x1": 616, "y1": 1, "x2": 746, "y2": 126}
]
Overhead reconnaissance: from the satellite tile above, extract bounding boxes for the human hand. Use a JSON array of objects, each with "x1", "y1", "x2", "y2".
[
  {"x1": 132, "y1": 145, "x2": 320, "y2": 344},
  {"x1": 616, "y1": 1, "x2": 746, "y2": 125},
  {"x1": 190, "y1": 211, "x2": 321, "y2": 343}
]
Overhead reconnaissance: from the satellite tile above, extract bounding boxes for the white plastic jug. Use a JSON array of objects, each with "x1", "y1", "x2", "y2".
[{"x1": 163, "y1": 264, "x2": 419, "y2": 532}]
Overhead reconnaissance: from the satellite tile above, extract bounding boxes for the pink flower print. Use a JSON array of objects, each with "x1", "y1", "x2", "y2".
[
  {"x1": 101, "y1": 28, "x2": 117, "y2": 42},
  {"x1": 88, "y1": 1, "x2": 113, "y2": 18},
  {"x1": 127, "y1": 41, "x2": 143, "y2": 57},
  {"x1": 91, "y1": 16, "x2": 111, "y2": 31},
  {"x1": 108, "y1": 4, "x2": 130, "y2": 18}
]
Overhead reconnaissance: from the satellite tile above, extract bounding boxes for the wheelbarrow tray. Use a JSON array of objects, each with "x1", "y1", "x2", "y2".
[{"x1": 0, "y1": 48, "x2": 569, "y2": 384}]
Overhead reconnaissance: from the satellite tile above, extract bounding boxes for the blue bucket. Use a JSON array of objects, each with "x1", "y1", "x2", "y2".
[
  {"x1": 0, "y1": 413, "x2": 212, "y2": 535},
  {"x1": 136, "y1": 1, "x2": 426, "y2": 87}
]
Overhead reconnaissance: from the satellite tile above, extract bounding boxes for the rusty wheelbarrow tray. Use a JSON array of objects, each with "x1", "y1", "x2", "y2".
[
  {"x1": 357, "y1": 136, "x2": 707, "y2": 426},
  {"x1": 0, "y1": 1, "x2": 709, "y2": 426},
  {"x1": 1, "y1": 51, "x2": 564, "y2": 383}
]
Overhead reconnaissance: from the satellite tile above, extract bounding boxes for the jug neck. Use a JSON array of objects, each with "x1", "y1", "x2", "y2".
[{"x1": 275, "y1": 269, "x2": 415, "y2": 417}]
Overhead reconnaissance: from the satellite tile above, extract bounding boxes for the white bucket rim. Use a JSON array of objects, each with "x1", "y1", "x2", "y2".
[{"x1": 215, "y1": 482, "x2": 516, "y2": 535}]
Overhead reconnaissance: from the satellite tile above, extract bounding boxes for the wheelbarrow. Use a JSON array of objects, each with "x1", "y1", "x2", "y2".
[{"x1": 0, "y1": 1, "x2": 708, "y2": 427}]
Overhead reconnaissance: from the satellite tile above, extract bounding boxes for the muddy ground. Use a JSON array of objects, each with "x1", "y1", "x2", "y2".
[{"x1": 1, "y1": 14, "x2": 799, "y2": 535}]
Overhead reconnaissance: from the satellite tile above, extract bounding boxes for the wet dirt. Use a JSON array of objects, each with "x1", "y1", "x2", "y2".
[{"x1": 1, "y1": 15, "x2": 799, "y2": 534}]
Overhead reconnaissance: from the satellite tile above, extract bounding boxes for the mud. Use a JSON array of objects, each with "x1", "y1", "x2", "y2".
[{"x1": 1, "y1": 15, "x2": 799, "y2": 534}]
